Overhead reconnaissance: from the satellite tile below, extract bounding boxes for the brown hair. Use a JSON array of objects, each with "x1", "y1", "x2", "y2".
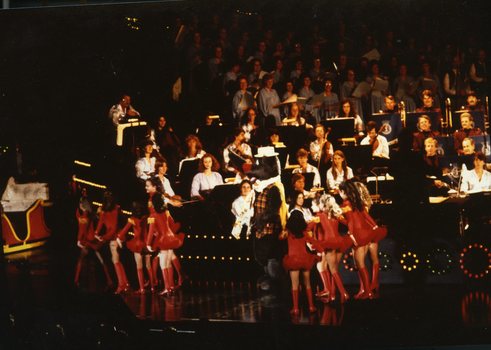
[{"x1": 198, "y1": 153, "x2": 220, "y2": 172}]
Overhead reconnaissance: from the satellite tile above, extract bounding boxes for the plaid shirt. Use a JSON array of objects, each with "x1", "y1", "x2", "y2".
[{"x1": 253, "y1": 184, "x2": 281, "y2": 239}]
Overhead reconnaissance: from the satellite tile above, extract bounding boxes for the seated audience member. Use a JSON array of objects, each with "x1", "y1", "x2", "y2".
[
  {"x1": 326, "y1": 150, "x2": 354, "y2": 194},
  {"x1": 135, "y1": 140, "x2": 157, "y2": 180},
  {"x1": 423, "y1": 138, "x2": 449, "y2": 196},
  {"x1": 190, "y1": 153, "x2": 223, "y2": 200},
  {"x1": 453, "y1": 112, "x2": 483, "y2": 155},
  {"x1": 317, "y1": 79, "x2": 340, "y2": 120},
  {"x1": 241, "y1": 108, "x2": 260, "y2": 144},
  {"x1": 108, "y1": 94, "x2": 140, "y2": 126},
  {"x1": 412, "y1": 115, "x2": 440, "y2": 152},
  {"x1": 360, "y1": 121, "x2": 390, "y2": 159},
  {"x1": 461, "y1": 152, "x2": 491, "y2": 193},
  {"x1": 292, "y1": 148, "x2": 321, "y2": 187},
  {"x1": 232, "y1": 76, "x2": 255, "y2": 125}
]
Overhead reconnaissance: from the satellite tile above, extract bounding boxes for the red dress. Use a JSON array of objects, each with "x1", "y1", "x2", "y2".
[
  {"x1": 94, "y1": 205, "x2": 120, "y2": 241},
  {"x1": 342, "y1": 200, "x2": 387, "y2": 246},
  {"x1": 316, "y1": 212, "x2": 353, "y2": 253},
  {"x1": 117, "y1": 217, "x2": 147, "y2": 253},
  {"x1": 282, "y1": 232, "x2": 321, "y2": 271},
  {"x1": 146, "y1": 194, "x2": 184, "y2": 250},
  {"x1": 76, "y1": 208, "x2": 102, "y2": 250}
]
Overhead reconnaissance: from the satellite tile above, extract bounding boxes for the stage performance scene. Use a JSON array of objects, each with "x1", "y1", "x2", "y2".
[{"x1": 1, "y1": 1, "x2": 491, "y2": 349}]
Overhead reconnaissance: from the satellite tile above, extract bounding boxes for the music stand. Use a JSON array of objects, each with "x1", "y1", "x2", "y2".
[
  {"x1": 277, "y1": 126, "x2": 309, "y2": 159},
  {"x1": 366, "y1": 113, "x2": 402, "y2": 143},
  {"x1": 176, "y1": 158, "x2": 200, "y2": 199},
  {"x1": 340, "y1": 144, "x2": 373, "y2": 175},
  {"x1": 321, "y1": 118, "x2": 353, "y2": 145}
]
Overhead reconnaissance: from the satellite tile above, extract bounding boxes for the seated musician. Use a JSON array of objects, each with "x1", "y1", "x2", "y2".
[
  {"x1": 135, "y1": 140, "x2": 157, "y2": 181},
  {"x1": 108, "y1": 94, "x2": 140, "y2": 126},
  {"x1": 360, "y1": 121, "x2": 390, "y2": 159},
  {"x1": 326, "y1": 150, "x2": 354, "y2": 195},
  {"x1": 178, "y1": 135, "x2": 206, "y2": 173},
  {"x1": 463, "y1": 92, "x2": 484, "y2": 112},
  {"x1": 336, "y1": 99, "x2": 365, "y2": 137},
  {"x1": 453, "y1": 112, "x2": 483, "y2": 155},
  {"x1": 383, "y1": 95, "x2": 399, "y2": 114},
  {"x1": 412, "y1": 115, "x2": 440, "y2": 152},
  {"x1": 291, "y1": 173, "x2": 316, "y2": 201},
  {"x1": 423, "y1": 138, "x2": 449, "y2": 196},
  {"x1": 310, "y1": 124, "x2": 334, "y2": 164},
  {"x1": 461, "y1": 152, "x2": 491, "y2": 193},
  {"x1": 190, "y1": 153, "x2": 223, "y2": 200},
  {"x1": 281, "y1": 102, "x2": 312, "y2": 128},
  {"x1": 292, "y1": 148, "x2": 321, "y2": 188},
  {"x1": 415, "y1": 89, "x2": 443, "y2": 122},
  {"x1": 223, "y1": 128, "x2": 253, "y2": 174},
  {"x1": 155, "y1": 159, "x2": 182, "y2": 207}
]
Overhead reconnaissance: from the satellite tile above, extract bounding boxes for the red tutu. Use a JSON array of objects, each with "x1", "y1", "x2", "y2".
[
  {"x1": 345, "y1": 210, "x2": 387, "y2": 246},
  {"x1": 282, "y1": 234, "x2": 320, "y2": 271},
  {"x1": 316, "y1": 213, "x2": 353, "y2": 252},
  {"x1": 158, "y1": 232, "x2": 184, "y2": 250}
]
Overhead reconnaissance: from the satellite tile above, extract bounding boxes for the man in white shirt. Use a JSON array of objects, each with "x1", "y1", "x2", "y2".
[
  {"x1": 108, "y1": 94, "x2": 140, "y2": 126},
  {"x1": 360, "y1": 121, "x2": 390, "y2": 159}
]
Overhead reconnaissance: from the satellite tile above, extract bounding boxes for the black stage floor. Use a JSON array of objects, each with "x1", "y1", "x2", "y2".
[{"x1": 3, "y1": 245, "x2": 491, "y2": 350}]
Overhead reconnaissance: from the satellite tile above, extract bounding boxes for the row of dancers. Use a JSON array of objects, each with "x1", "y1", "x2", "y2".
[
  {"x1": 74, "y1": 178, "x2": 185, "y2": 296},
  {"x1": 282, "y1": 179, "x2": 386, "y2": 315}
]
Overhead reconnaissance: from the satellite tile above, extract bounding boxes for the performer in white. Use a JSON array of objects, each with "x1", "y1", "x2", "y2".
[{"x1": 231, "y1": 180, "x2": 255, "y2": 239}]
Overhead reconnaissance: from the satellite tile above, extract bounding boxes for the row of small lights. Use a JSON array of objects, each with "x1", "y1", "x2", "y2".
[
  {"x1": 460, "y1": 243, "x2": 491, "y2": 279},
  {"x1": 342, "y1": 246, "x2": 489, "y2": 279},
  {"x1": 186, "y1": 234, "x2": 249, "y2": 241},
  {"x1": 179, "y1": 255, "x2": 251, "y2": 262}
]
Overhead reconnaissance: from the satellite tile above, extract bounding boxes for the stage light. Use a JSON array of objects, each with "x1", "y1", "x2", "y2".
[
  {"x1": 342, "y1": 251, "x2": 356, "y2": 272},
  {"x1": 426, "y1": 247, "x2": 454, "y2": 275},
  {"x1": 400, "y1": 251, "x2": 419, "y2": 271},
  {"x1": 203, "y1": 235, "x2": 207, "y2": 239},
  {"x1": 459, "y1": 243, "x2": 491, "y2": 279},
  {"x1": 73, "y1": 176, "x2": 107, "y2": 189},
  {"x1": 378, "y1": 251, "x2": 393, "y2": 271},
  {"x1": 195, "y1": 235, "x2": 199, "y2": 239},
  {"x1": 220, "y1": 236, "x2": 225, "y2": 239},
  {"x1": 74, "y1": 160, "x2": 91, "y2": 167}
]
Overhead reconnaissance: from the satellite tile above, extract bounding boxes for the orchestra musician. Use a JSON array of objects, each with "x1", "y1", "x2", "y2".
[
  {"x1": 336, "y1": 99, "x2": 365, "y2": 138},
  {"x1": 360, "y1": 121, "x2": 390, "y2": 159},
  {"x1": 453, "y1": 113, "x2": 483, "y2": 155},
  {"x1": 461, "y1": 152, "x2": 491, "y2": 193},
  {"x1": 108, "y1": 94, "x2": 140, "y2": 126},
  {"x1": 415, "y1": 89, "x2": 443, "y2": 126},
  {"x1": 412, "y1": 115, "x2": 440, "y2": 152}
]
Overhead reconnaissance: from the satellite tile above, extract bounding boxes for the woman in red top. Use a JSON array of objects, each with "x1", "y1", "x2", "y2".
[
  {"x1": 283, "y1": 191, "x2": 323, "y2": 316},
  {"x1": 315, "y1": 193, "x2": 353, "y2": 303},
  {"x1": 74, "y1": 195, "x2": 113, "y2": 289},
  {"x1": 94, "y1": 191, "x2": 129, "y2": 294},
  {"x1": 116, "y1": 201, "x2": 149, "y2": 294},
  {"x1": 339, "y1": 180, "x2": 387, "y2": 299},
  {"x1": 145, "y1": 177, "x2": 184, "y2": 296}
]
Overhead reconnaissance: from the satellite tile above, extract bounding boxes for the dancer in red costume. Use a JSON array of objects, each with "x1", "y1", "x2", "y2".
[
  {"x1": 145, "y1": 178, "x2": 184, "y2": 296},
  {"x1": 283, "y1": 191, "x2": 322, "y2": 316},
  {"x1": 116, "y1": 201, "x2": 150, "y2": 294},
  {"x1": 339, "y1": 180, "x2": 387, "y2": 299},
  {"x1": 74, "y1": 194, "x2": 113, "y2": 289},
  {"x1": 94, "y1": 191, "x2": 129, "y2": 294},
  {"x1": 315, "y1": 193, "x2": 353, "y2": 303}
]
